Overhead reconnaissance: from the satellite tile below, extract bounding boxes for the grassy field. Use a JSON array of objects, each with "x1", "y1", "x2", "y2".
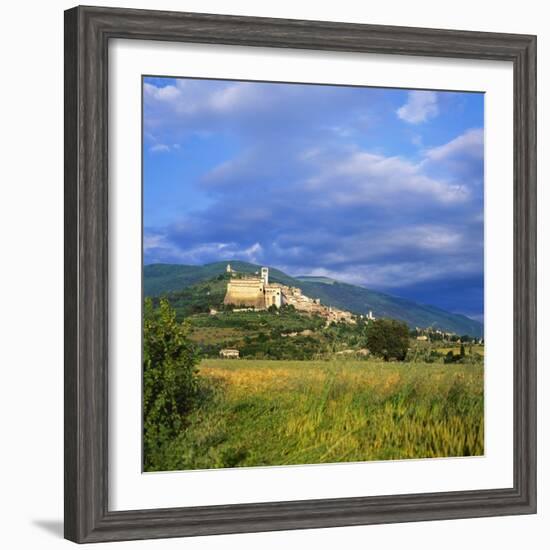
[
  {"x1": 435, "y1": 344, "x2": 485, "y2": 356},
  {"x1": 151, "y1": 359, "x2": 484, "y2": 472}
]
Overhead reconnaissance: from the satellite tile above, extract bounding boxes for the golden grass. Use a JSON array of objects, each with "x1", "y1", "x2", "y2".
[{"x1": 150, "y1": 359, "x2": 484, "y2": 472}]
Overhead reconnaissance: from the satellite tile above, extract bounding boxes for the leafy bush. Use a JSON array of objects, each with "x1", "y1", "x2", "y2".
[
  {"x1": 143, "y1": 298, "x2": 201, "y2": 470},
  {"x1": 444, "y1": 350, "x2": 460, "y2": 364},
  {"x1": 406, "y1": 347, "x2": 443, "y2": 363},
  {"x1": 366, "y1": 318, "x2": 410, "y2": 361}
]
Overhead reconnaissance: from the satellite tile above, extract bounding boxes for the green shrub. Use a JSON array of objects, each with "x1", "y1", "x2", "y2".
[
  {"x1": 366, "y1": 318, "x2": 410, "y2": 361},
  {"x1": 143, "y1": 298, "x2": 201, "y2": 470}
]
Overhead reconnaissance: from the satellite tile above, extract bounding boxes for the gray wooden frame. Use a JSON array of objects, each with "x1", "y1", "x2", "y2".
[{"x1": 64, "y1": 5, "x2": 537, "y2": 543}]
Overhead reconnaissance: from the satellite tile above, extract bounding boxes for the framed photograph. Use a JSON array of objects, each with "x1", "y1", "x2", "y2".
[{"x1": 64, "y1": 6, "x2": 536, "y2": 543}]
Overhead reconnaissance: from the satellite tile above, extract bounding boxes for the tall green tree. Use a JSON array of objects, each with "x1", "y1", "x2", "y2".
[
  {"x1": 143, "y1": 298, "x2": 200, "y2": 469},
  {"x1": 366, "y1": 318, "x2": 410, "y2": 361}
]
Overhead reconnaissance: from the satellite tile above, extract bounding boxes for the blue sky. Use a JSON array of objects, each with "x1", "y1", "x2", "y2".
[{"x1": 143, "y1": 77, "x2": 484, "y2": 321}]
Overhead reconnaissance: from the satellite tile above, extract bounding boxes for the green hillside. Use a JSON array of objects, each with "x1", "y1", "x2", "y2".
[
  {"x1": 143, "y1": 261, "x2": 297, "y2": 296},
  {"x1": 144, "y1": 261, "x2": 483, "y2": 337}
]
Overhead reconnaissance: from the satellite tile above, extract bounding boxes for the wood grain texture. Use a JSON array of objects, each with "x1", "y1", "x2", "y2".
[{"x1": 64, "y1": 5, "x2": 537, "y2": 543}]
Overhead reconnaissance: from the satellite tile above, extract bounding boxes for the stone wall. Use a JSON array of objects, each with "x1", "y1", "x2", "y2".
[
  {"x1": 264, "y1": 285, "x2": 282, "y2": 308},
  {"x1": 224, "y1": 278, "x2": 265, "y2": 309},
  {"x1": 222, "y1": 269, "x2": 357, "y2": 323}
]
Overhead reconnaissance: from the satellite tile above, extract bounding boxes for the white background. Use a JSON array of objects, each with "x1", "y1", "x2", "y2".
[
  {"x1": 0, "y1": 0, "x2": 547, "y2": 549},
  {"x1": 110, "y1": 40, "x2": 514, "y2": 510}
]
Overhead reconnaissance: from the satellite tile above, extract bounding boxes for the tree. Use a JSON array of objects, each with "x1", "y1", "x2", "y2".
[
  {"x1": 143, "y1": 298, "x2": 200, "y2": 470},
  {"x1": 444, "y1": 350, "x2": 457, "y2": 364},
  {"x1": 366, "y1": 319, "x2": 410, "y2": 361}
]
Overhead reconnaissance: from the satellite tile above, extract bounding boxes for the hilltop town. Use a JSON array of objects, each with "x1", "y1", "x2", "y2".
[
  {"x1": 144, "y1": 262, "x2": 484, "y2": 338},
  {"x1": 143, "y1": 262, "x2": 483, "y2": 362},
  {"x1": 222, "y1": 264, "x2": 375, "y2": 326}
]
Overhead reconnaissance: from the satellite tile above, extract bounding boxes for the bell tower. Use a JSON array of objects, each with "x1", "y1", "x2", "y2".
[{"x1": 261, "y1": 267, "x2": 269, "y2": 285}]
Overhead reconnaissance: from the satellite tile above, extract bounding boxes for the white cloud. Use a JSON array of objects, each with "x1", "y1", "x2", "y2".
[
  {"x1": 144, "y1": 231, "x2": 264, "y2": 265},
  {"x1": 143, "y1": 82, "x2": 181, "y2": 102},
  {"x1": 299, "y1": 258, "x2": 479, "y2": 290},
  {"x1": 326, "y1": 125, "x2": 354, "y2": 138},
  {"x1": 397, "y1": 91, "x2": 439, "y2": 124},
  {"x1": 425, "y1": 128, "x2": 484, "y2": 162},
  {"x1": 201, "y1": 153, "x2": 255, "y2": 187},
  {"x1": 143, "y1": 233, "x2": 166, "y2": 252},
  {"x1": 278, "y1": 225, "x2": 472, "y2": 272},
  {"x1": 146, "y1": 137, "x2": 181, "y2": 154},
  {"x1": 144, "y1": 80, "x2": 215, "y2": 116},
  {"x1": 304, "y1": 149, "x2": 469, "y2": 205},
  {"x1": 144, "y1": 80, "x2": 278, "y2": 120},
  {"x1": 421, "y1": 128, "x2": 484, "y2": 186},
  {"x1": 149, "y1": 143, "x2": 171, "y2": 153},
  {"x1": 357, "y1": 259, "x2": 480, "y2": 289},
  {"x1": 209, "y1": 83, "x2": 265, "y2": 113},
  {"x1": 369, "y1": 225, "x2": 464, "y2": 254}
]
